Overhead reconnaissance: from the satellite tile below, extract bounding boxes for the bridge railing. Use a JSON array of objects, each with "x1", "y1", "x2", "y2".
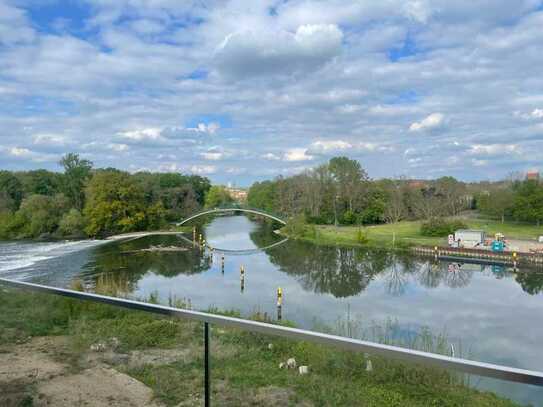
[
  {"x1": 178, "y1": 206, "x2": 287, "y2": 226},
  {"x1": 1, "y1": 277, "x2": 542, "y2": 406}
]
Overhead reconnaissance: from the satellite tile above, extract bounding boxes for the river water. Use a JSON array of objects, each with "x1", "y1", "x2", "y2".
[{"x1": 1, "y1": 215, "x2": 542, "y2": 405}]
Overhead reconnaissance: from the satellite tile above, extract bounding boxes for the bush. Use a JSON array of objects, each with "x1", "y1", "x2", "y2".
[
  {"x1": 284, "y1": 214, "x2": 315, "y2": 238},
  {"x1": 420, "y1": 218, "x2": 467, "y2": 237},
  {"x1": 59, "y1": 209, "x2": 85, "y2": 237}
]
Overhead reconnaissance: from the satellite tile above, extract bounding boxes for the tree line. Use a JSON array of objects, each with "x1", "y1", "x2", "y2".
[
  {"x1": 248, "y1": 156, "x2": 543, "y2": 226},
  {"x1": 0, "y1": 153, "x2": 214, "y2": 239}
]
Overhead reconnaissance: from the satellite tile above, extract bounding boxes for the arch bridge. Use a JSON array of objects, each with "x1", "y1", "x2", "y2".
[{"x1": 176, "y1": 206, "x2": 286, "y2": 226}]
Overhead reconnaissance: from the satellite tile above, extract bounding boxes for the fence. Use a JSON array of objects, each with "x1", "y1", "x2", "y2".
[{"x1": 1, "y1": 277, "x2": 543, "y2": 406}]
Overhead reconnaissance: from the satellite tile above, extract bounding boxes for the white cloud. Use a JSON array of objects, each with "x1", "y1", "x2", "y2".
[
  {"x1": 188, "y1": 122, "x2": 220, "y2": 135},
  {"x1": 9, "y1": 147, "x2": 31, "y2": 157},
  {"x1": 468, "y1": 144, "x2": 519, "y2": 156},
  {"x1": 214, "y1": 24, "x2": 343, "y2": 78},
  {"x1": 261, "y1": 153, "x2": 281, "y2": 160},
  {"x1": 33, "y1": 133, "x2": 66, "y2": 145},
  {"x1": 309, "y1": 140, "x2": 352, "y2": 154},
  {"x1": 118, "y1": 127, "x2": 163, "y2": 141},
  {"x1": 283, "y1": 148, "x2": 314, "y2": 162},
  {"x1": 190, "y1": 165, "x2": 217, "y2": 175},
  {"x1": 108, "y1": 143, "x2": 129, "y2": 152},
  {"x1": 531, "y1": 108, "x2": 543, "y2": 119},
  {"x1": 409, "y1": 113, "x2": 445, "y2": 132},
  {"x1": 201, "y1": 151, "x2": 223, "y2": 160}
]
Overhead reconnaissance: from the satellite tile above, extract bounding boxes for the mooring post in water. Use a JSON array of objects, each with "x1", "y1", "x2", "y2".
[
  {"x1": 240, "y1": 265, "x2": 245, "y2": 292},
  {"x1": 277, "y1": 287, "x2": 283, "y2": 321},
  {"x1": 204, "y1": 322, "x2": 210, "y2": 407},
  {"x1": 221, "y1": 255, "x2": 225, "y2": 273}
]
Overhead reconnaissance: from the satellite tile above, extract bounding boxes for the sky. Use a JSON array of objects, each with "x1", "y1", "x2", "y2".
[{"x1": 1, "y1": 0, "x2": 543, "y2": 186}]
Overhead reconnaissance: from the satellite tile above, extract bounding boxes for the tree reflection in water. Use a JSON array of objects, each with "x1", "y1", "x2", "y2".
[
  {"x1": 80, "y1": 226, "x2": 543, "y2": 299},
  {"x1": 81, "y1": 235, "x2": 211, "y2": 289}
]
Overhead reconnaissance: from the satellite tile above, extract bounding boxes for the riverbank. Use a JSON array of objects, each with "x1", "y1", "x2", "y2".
[
  {"x1": 291, "y1": 220, "x2": 543, "y2": 251},
  {"x1": 0, "y1": 286, "x2": 520, "y2": 407}
]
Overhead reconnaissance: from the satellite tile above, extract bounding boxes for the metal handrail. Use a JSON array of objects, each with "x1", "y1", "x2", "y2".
[
  {"x1": 1, "y1": 277, "x2": 543, "y2": 391},
  {"x1": 176, "y1": 207, "x2": 286, "y2": 226}
]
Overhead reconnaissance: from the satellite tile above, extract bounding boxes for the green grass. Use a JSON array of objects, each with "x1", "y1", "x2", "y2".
[
  {"x1": 0, "y1": 287, "x2": 523, "y2": 406},
  {"x1": 302, "y1": 219, "x2": 543, "y2": 250}
]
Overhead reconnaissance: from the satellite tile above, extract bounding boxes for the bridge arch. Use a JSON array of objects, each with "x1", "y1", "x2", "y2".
[{"x1": 176, "y1": 207, "x2": 286, "y2": 226}]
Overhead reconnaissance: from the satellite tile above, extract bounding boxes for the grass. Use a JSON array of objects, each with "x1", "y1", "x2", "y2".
[
  {"x1": 301, "y1": 218, "x2": 543, "y2": 250},
  {"x1": 0, "y1": 286, "x2": 523, "y2": 407}
]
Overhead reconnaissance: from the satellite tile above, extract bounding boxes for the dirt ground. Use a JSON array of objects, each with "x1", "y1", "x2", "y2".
[
  {"x1": 0, "y1": 336, "x2": 304, "y2": 407},
  {"x1": 0, "y1": 336, "x2": 163, "y2": 407}
]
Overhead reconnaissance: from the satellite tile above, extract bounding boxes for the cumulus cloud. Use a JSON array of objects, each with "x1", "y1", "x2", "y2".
[
  {"x1": 261, "y1": 153, "x2": 281, "y2": 160},
  {"x1": 32, "y1": 133, "x2": 66, "y2": 145},
  {"x1": 3, "y1": 1, "x2": 543, "y2": 182},
  {"x1": 188, "y1": 122, "x2": 220, "y2": 135},
  {"x1": 468, "y1": 144, "x2": 520, "y2": 156},
  {"x1": 201, "y1": 151, "x2": 223, "y2": 160},
  {"x1": 189, "y1": 165, "x2": 217, "y2": 175},
  {"x1": 214, "y1": 24, "x2": 343, "y2": 78},
  {"x1": 283, "y1": 148, "x2": 314, "y2": 162},
  {"x1": 118, "y1": 128, "x2": 163, "y2": 141},
  {"x1": 409, "y1": 113, "x2": 445, "y2": 132},
  {"x1": 309, "y1": 140, "x2": 352, "y2": 154},
  {"x1": 9, "y1": 147, "x2": 32, "y2": 157}
]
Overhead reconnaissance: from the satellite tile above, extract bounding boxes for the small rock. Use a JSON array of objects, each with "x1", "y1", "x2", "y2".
[
  {"x1": 109, "y1": 337, "x2": 120, "y2": 349},
  {"x1": 286, "y1": 358, "x2": 297, "y2": 369},
  {"x1": 279, "y1": 362, "x2": 286, "y2": 369},
  {"x1": 298, "y1": 366, "x2": 309, "y2": 375},
  {"x1": 90, "y1": 342, "x2": 107, "y2": 352},
  {"x1": 267, "y1": 343, "x2": 274, "y2": 350}
]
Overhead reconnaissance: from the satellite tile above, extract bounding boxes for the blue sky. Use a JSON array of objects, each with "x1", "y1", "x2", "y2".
[{"x1": 1, "y1": 0, "x2": 543, "y2": 186}]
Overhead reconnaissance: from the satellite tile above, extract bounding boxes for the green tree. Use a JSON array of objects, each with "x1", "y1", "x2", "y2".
[
  {"x1": 247, "y1": 181, "x2": 277, "y2": 212},
  {"x1": 511, "y1": 180, "x2": 543, "y2": 225},
  {"x1": 58, "y1": 209, "x2": 85, "y2": 237},
  {"x1": 0, "y1": 171, "x2": 24, "y2": 211},
  {"x1": 18, "y1": 169, "x2": 61, "y2": 196},
  {"x1": 59, "y1": 153, "x2": 93, "y2": 210},
  {"x1": 477, "y1": 188, "x2": 514, "y2": 222},
  {"x1": 83, "y1": 170, "x2": 147, "y2": 237},
  {"x1": 329, "y1": 156, "x2": 368, "y2": 212},
  {"x1": 204, "y1": 186, "x2": 234, "y2": 208}
]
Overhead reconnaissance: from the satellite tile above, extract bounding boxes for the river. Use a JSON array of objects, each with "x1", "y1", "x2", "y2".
[{"x1": 1, "y1": 214, "x2": 542, "y2": 405}]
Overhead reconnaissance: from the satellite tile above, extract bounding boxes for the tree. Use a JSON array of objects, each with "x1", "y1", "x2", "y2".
[
  {"x1": 0, "y1": 171, "x2": 23, "y2": 211},
  {"x1": 248, "y1": 181, "x2": 277, "y2": 213},
  {"x1": 511, "y1": 180, "x2": 543, "y2": 225},
  {"x1": 478, "y1": 188, "x2": 514, "y2": 222},
  {"x1": 204, "y1": 186, "x2": 234, "y2": 208},
  {"x1": 329, "y1": 156, "x2": 368, "y2": 212},
  {"x1": 58, "y1": 209, "x2": 85, "y2": 237},
  {"x1": 59, "y1": 153, "x2": 93, "y2": 210},
  {"x1": 18, "y1": 169, "x2": 61, "y2": 196},
  {"x1": 435, "y1": 176, "x2": 467, "y2": 216},
  {"x1": 382, "y1": 180, "x2": 407, "y2": 223},
  {"x1": 83, "y1": 170, "x2": 148, "y2": 236}
]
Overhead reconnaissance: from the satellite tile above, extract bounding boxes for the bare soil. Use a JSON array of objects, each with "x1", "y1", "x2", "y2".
[{"x1": 0, "y1": 336, "x2": 163, "y2": 407}]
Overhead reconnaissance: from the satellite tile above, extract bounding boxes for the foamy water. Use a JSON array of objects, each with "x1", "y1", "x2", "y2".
[{"x1": 0, "y1": 240, "x2": 107, "y2": 278}]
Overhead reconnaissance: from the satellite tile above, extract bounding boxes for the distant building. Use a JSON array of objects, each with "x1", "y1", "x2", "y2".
[
  {"x1": 526, "y1": 171, "x2": 540, "y2": 181},
  {"x1": 226, "y1": 187, "x2": 248, "y2": 202},
  {"x1": 407, "y1": 180, "x2": 428, "y2": 189}
]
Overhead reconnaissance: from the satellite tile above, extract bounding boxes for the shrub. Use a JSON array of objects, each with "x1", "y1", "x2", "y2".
[
  {"x1": 59, "y1": 209, "x2": 85, "y2": 237},
  {"x1": 420, "y1": 218, "x2": 467, "y2": 237},
  {"x1": 284, "y1": 214, "x2": 315, "y2": 238}
]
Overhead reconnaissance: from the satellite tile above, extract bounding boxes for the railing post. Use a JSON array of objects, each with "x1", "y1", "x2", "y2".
[{"x1": 204, "y1": 322, "x2": 210, "y2": 407}]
